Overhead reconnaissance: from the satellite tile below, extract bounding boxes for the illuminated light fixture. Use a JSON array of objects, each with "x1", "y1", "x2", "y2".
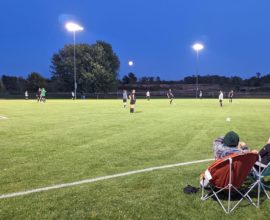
[
  {"x1": 65, "y1": 22, "x2": 84, "y2": 32},
  {"x1": 192, "y1": 43, "x2": 204, "y2": 51}
]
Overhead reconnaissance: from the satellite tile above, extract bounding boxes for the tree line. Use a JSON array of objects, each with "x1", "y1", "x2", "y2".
[
  {"x1": 2, "y1": 71, "x2": 270, "y2": 94},
  {"x1": 120, "y1": 72, "x2": 270, "y2": 88},
  {"x1": 1, "y1": 39, "x2": 270, "y2": 93}
]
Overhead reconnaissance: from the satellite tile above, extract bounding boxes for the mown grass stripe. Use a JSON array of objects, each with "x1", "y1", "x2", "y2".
[{"x1": 0, "y1": 158, "x2": 213, "y2": 200}]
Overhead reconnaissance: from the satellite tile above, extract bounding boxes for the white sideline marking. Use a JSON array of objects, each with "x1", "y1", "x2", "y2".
[
  {"x1": 0, "y1": 116, "x2": 7, "y2": 119},
  {"x1": 0, "y1": 158, "x2": 214, "y2": 200}
]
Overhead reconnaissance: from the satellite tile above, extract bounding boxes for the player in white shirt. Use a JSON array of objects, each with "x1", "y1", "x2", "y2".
[
  {"x1": 219, "y1": 90, "x2": 223, "y2": 107},
  {"x1": 71, "y1": 91, "x2": 75, "y2": 100},
  {"x1": 25, "y1": 90, "x2": 29, "y2": 100},
  {"x1": 199, "y1": 90, "x2": 202, "y2": 99},
  {"x1": 167, "y1": 89, "x2": 174, "y2": 104},
  {"x1": 146, "y1": 90, "x2": 150, "y2": 101}
]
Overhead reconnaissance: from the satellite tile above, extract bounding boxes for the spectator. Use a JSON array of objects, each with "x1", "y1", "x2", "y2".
[
  {"x1": 213, "y1": 131, "x2": 254, "y2": 160},
  {"x1": 258, "y1": 137, "x2": 270, "y2": 166}
]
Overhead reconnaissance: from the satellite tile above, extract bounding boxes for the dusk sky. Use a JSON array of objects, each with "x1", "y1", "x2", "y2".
[{"x1": 1, "y1": 0, "x2": 270, "y2": 80}]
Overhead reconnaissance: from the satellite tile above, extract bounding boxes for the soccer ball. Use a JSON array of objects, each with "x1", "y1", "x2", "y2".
[
  {"x1": 226, "y1": 117, "x2": 231, "y2": 122},
  {"x1": 128, "y1": 61, "x2": 134, "y2": 66}
]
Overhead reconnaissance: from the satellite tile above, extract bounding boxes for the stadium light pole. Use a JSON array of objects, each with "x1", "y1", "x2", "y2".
[
  {"x1": 65, "y1": 22, "x2": 84, "y2": 100},
  {"x1": 192, "y1": 43, "x2": 204, "y2": 98}
]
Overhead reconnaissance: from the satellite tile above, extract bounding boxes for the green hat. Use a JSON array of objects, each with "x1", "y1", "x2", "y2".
[{"x1": 223, "y1": 131, "x2": 239, "y2": 147}]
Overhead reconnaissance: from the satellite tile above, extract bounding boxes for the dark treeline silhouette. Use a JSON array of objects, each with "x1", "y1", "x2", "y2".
[
  {"x1": 120, "y1": 72, "x2": 270, "y2": 87},
  {"x1": 1, "y1": 72, "x2": 270, "y2": 94}
]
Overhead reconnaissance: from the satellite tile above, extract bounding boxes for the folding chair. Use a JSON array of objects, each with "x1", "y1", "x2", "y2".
[
  {"x1": 201, "y1": 152, "x2": 259, "y2": 213},
  {"x1": 252, "y1": 160, "x2": 270, "y2": 200}
]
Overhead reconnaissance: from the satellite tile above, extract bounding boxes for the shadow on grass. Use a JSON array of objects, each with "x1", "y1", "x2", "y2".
[
  {"x1": 201, "y1": 178, "x2": 270, "y2": 206},
  {"x1": 134, "y1": 111, "x2": 143, "y2": 114}
]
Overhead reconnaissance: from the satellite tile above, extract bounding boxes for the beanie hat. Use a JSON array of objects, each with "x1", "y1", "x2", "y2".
[{"x1": 223, "y1": 131, "x2": 239, "y2": 147}]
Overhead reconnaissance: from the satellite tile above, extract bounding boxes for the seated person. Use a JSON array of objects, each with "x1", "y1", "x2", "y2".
[
  {"x1": 201, "y1": 131, "x2": 255, "y2": 186},
  {"x1": 254, "y1": 138, "x2": 270, "y2": 170},
  {"x1": 258, "y1": 138, "x2": 270, "y2": 165},
  {"x1": 213, "y1": 131, "x2": 251, "y2": 160},
  {"x1": 214, "y1": 131, "x2": 270, "y2": 166}
]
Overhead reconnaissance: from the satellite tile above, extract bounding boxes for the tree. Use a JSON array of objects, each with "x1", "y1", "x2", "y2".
[
  {"x1": 0, "y1": 78, "x2": 5, "y2": 92},
  {"x1": 51, "y1": 41, "x2": 120, "y2": 92},
  {"x1": 2, "y1": 75, "x2": 17, "y2": 91},
  {"x1": 17, "y1": 77, "x2": 27, "y2": 92},
  {"x1": 230, "y1": 76, "x2": 242, "y2": 86},
  {"x1": 121, "y1": 72, "x2": 137, "y2": 84},
  {"x1": 260, "y1": 74, "x2": 270, "y2": 83},
  {"x1": 128, "y1": 72, "x2": 137, "y2": 84},
  {"x1": 1, "y1": 75, "x2": 27, "y2": 93},
  {"x1": 183, "y1": 75, "x2": 196, "y2": 84},
  {"x1": 122, "y1": 75, "x2": 130, "y2": 84},
  {"x1": 140, "y1": 77, "x2": 149, "y2": 83},
  {"x1": 26, "y1": 72, "x2": 47, "y2": 92}
]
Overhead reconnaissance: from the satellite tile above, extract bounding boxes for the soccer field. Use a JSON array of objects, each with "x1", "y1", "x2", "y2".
[{"x1": 0, "y1": 99, "x2": 270, "y2": 219}]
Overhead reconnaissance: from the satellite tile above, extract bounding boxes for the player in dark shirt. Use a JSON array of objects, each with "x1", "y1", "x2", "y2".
[
  {"x1": 37, "y1": 88, "x2": 41, "y2": 102},
  {"x1": 167, "y1": 89, "x2": 174, "y2": 104},
  {"x1": 129, "y1": 89, "x2": 136, "y2": 113},
  {"x1": 228, "y1": 90, "x2": 234, "y2": 103}
]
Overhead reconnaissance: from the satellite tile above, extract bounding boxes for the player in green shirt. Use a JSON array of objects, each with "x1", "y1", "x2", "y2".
[{"x1": 41, "y1": 88, "x2": 46, "y2": 102}]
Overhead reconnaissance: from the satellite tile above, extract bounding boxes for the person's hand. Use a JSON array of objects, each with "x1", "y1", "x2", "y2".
[
  {"x1": 237, "y1": 141, "x2": 247, "y2": 149},
  {"x1": 267, "y1": 137, "x2": 270, "y2": 144},
  {"x1": 251, "y1": 150, "x2": 258, "y2": 154}
]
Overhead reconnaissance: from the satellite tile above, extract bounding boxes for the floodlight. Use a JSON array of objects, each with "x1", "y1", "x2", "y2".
[
  {"x1": 192, "y1": 43, "x2": 204, "y2": 51},
  {"x1": 65, "y1": 22, "x2": 84, "y2": 32}
]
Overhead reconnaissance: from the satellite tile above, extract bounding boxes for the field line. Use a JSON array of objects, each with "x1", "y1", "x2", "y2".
[{"x1": 0, "y1": 158, "x2": 214, "y2": 200}]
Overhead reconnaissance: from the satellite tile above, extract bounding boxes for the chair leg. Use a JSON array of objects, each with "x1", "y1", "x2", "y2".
[
  {"x1": 257, "y1": 179, "x2": 260, "y2": 208},
  {"x1": 261, "y1": 183, "x2": 270, "y2": 199}
]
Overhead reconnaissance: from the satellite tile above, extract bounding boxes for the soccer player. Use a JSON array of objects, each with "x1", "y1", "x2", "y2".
[
  {"x1": 41, "y1": 88, "x2": 46, "y2": 102},
  {"x1": 25, "y1": 90, "x2": 29, "y2": 100},
  {"x1": 71, "y1": 91, "x2": 75, "y2": 100},
  {"x1": 228, "y1": 90, "x2": 234, "y2": 103},
  {"x1": 199, "y1": 90, "x2": 202, "y2": 99},
  {"x1": 146, "y1": 90, "x2": 150, "y2": 101},
  {"x1": 219, "y1": 90, "x2": 223, "y2": 107},
  {"x1": 123, "y1": 90, "x2": 128, "y2": 108},
  {"x1": 37, "y1": 88, "x2": 41, "y2": 102},
  {"x1": 129, "y1": 89, "x2": 136, "y2": 113},
  {"x1": 167, "y1": 89, "x2": 174, "y2": 104}
]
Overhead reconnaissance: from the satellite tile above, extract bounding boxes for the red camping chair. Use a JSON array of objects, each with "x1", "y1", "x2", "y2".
[{"x1": 201, "y1": 152, "x2": 259, "y2": 213}]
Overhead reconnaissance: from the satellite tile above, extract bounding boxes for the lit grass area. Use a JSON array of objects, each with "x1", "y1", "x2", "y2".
[{"x1": 0, "y1": 99, "x2": 270, "y2": 219}]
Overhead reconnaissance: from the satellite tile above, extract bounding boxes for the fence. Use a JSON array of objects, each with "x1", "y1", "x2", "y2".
[{"x1": 0, "y1": 90, "x2": 269, "y2": 99}]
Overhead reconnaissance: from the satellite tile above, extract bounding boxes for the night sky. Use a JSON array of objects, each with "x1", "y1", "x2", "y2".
[{"x1": 1, "y1": 0, "x2": 270, "y2": 80}]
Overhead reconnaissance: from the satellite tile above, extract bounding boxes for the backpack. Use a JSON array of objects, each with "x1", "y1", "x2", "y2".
[{"x1": 183, "y1": 185, "x2": 199, "y2": 194}]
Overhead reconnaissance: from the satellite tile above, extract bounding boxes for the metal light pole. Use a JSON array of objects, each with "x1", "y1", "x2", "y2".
[
  {"x1": 192, "y1": 43, "x2": 204, "y2": 98},
  {"x1": 73, "y1": 31, "x2": 77, "y2": 100},
  {"x1": 65, "y1": 22, "x2": 84, "y2": 100}
]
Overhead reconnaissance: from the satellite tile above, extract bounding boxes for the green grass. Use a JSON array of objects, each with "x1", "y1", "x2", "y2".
[{"x1": 0, "y1": 99, "x2": 270, "y2": 219}]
